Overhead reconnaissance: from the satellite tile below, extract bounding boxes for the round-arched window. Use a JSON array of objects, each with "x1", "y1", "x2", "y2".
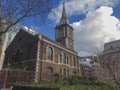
[
  {"x1": 73, "y1": 57, "x2": 76, "y2": 66},
  {"x1": 48, "y1": 47, "x2": 53, "y2": 60},
  {"x1": 63, "y1": 53, "x2": 66, "y2": 64}
]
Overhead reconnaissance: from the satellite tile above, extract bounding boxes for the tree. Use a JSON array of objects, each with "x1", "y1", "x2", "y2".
[
  {"x1": 0, "y1": 0, "x2": 52, "y2": 36},
  {"x1": 95, "y1": 51, "x2": 120, "y2": 85},
  {"x1": 0, "y1": 0, "x2": 52, "y2": 58}
]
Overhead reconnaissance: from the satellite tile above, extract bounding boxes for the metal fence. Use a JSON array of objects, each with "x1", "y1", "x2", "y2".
[{"x1": 0, "y1": 69, "x2": 34, "y2": 88}]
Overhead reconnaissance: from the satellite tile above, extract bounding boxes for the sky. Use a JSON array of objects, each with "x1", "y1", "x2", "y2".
[{"x1": 23, "y1": 0, "x2": 120, "y2": 56}]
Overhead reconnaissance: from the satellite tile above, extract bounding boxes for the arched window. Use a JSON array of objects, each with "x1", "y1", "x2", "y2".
[
  {"x1": 73, "y1": 57, "x2": 76, "y2": 66},
  {"x1": 63, "y1": 69, "x2": 66, "y2": 75},
  {"x1": 48, "y1": 47, "x2": 53, "y2": 60},
  {"x1": 63, "y1": 68, "x2": 67, "y2": 76},
  {"x1": 60, "y1": 69, "x2": 62, "y2": 74},
  {"x1": 15, "y1": 49, "x2": 20, "y2": 62},
  {"x1": 47, "y1": 67, "x2": 53, "y2": 74},
  {"x1": 27, "y1": 45, "x2": 33, "y2": 59},
  {"x1": 59, "y1": 54, "x2": 62, "y2": 63},
  {"x1": 66, "y1": 57, "x2": 69, "y2": 64},
  {"x1": 63, "y1": 53, "x2": 66, "y2": 64},
  {"x1": 14, "y1": 49, "x2": 23, "y2": 63}
]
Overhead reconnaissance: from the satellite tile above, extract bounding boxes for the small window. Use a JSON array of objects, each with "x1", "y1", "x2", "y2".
[
  {"x1": 60, "y1": 69, "x2": 62, "y2": 74},
  {"x1": 73, "y1": 71, "x2": 77, "y2": 75},
  {"x1": 63, "y1": 69, "x2": 67, "y2": 76},
  {"x1": 48, "y1": 47, "x2": 53, "y2": 60},
  {"x1": 67, "y1": 70, "x2": 69, "y2": 75},
  {"x1": 47, "y1": 67, "x2": 53, "y2": 74}
]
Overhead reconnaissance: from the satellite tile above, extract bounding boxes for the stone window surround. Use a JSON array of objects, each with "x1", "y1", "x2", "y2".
[
  {"x1": 72, "y1": 56, "x2": 77, "y2": 67},
  {"x1": 38, "y1": 59, "x2": 79, "y2": 69},
  {"x1": 37, "y1": 38, "x2": 78, "y2": 68},
  {"x1": 60, "y1": 68, "x2": 68, "y2": 76},
  {"x1": 46, "y1": 45, "x2": 54, "y2": 63},
  {"x1": 58, "y1": 52, "x2": 70, "y2": 66},
  {"x1": 40, "y1": 38, "x2": 77, "y2": 56}
]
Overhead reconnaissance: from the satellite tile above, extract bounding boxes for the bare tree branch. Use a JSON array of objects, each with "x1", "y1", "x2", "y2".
[{"x1": 0, "y1": 0, "x2": 52, "y2": 36}]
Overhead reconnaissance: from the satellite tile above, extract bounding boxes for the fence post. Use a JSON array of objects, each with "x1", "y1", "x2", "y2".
[{"x1": 2, "y1": 69, "x2": 8, "y2": 88}]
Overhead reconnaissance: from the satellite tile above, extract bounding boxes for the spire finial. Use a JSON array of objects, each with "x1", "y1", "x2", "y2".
[{"x1": 62, "y1": 2, "x2": 67, "y2": 18}]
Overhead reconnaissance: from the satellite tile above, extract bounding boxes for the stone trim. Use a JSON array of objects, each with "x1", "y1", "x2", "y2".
[
  {"x1": 41, "y1": 38, "x2": 77, "y2": 56},
  {"x1": 35, "y1": 40, "x2": 41, "y2": 83},
  {"x1": 40, "y1": 59, "x2": 79, "y2": 69}
]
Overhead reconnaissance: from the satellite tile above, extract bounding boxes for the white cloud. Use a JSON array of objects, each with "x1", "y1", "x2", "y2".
[
  {"x1": 49, "y1": 0, "x2": 119, "y2": 23},
  {"x1": 73, "y1": 6, "x2": 120, "y2": 56},
  {"x1": 48, "y1": 0, "x2": 120, "y2": 56}
]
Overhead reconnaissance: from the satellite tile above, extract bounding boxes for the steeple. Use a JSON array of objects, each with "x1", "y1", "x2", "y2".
[
  {"x1": 59, "y1": 3, "x2": 69, "y2": 25},
  {"x1": 55, "y1": 3, "x2": 74, "y2": 50}
]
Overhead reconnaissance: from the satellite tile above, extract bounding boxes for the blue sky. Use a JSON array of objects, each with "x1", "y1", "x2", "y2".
[{"x1": 22, "y1": 0, "x2": 120, "y2": 56}]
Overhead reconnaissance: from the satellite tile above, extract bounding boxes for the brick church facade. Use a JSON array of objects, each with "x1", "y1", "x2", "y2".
[{"x1": 3, "y1": 4, "x2": 80, "y2": 82}]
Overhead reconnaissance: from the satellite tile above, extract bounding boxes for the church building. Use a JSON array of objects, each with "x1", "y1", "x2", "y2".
[{"x1": 3, "y1": 4, "x2": 80, "y2": 82}]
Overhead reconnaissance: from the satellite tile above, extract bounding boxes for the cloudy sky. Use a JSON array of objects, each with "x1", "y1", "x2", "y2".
[{"x1": 26, "y1": 0, "x2": 120, "y2": 56}]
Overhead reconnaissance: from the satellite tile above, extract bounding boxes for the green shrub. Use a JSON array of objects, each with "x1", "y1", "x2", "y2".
[
  {"x1": 65, "y1": 75, "x2": 93, "y2": 85},
  {"x1": 53, "y1": 73, "x2": 61, "y2": 83},
  {"x1": 12, "y1": 82, "x2": 120, "y2": 90},
  {"x1": 12, "y1": 85, "x2": 60, "y2": 90}
]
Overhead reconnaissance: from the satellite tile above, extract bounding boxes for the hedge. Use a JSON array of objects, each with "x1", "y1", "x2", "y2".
[{"x1": 12, "y1": 85, "x2": 60, "y2": 90}]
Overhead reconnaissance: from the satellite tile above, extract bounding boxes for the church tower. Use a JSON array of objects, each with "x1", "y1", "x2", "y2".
[{"x1": 55, "y1": 3, "x2": 74, "y2": 50}]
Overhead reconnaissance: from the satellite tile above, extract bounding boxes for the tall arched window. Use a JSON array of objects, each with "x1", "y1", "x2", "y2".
[
  {"x1": 15, "y1": 49, "x2": 20, "y2": 62},
  {"x1": 73, "y1": 57, "x2": 76, "y2": 66},
  {"x1": 63, "y1": 53, "x2": 66, "y2": 64},
  {"x1": 66, "y1": 57, "x2": 69, "y2": 64},
  {"x1": 27, "y1": 45, "x2": 33, "y2": 59},
  {"x1": 14, "y1": 49, "x2": 23, "y2": 63},
  {"x1": 48, "y1": 47, "x2": 53, "y2": 60},
  {"x1": 59, "y1": 54, "x2": 62, "y2": 63}
]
